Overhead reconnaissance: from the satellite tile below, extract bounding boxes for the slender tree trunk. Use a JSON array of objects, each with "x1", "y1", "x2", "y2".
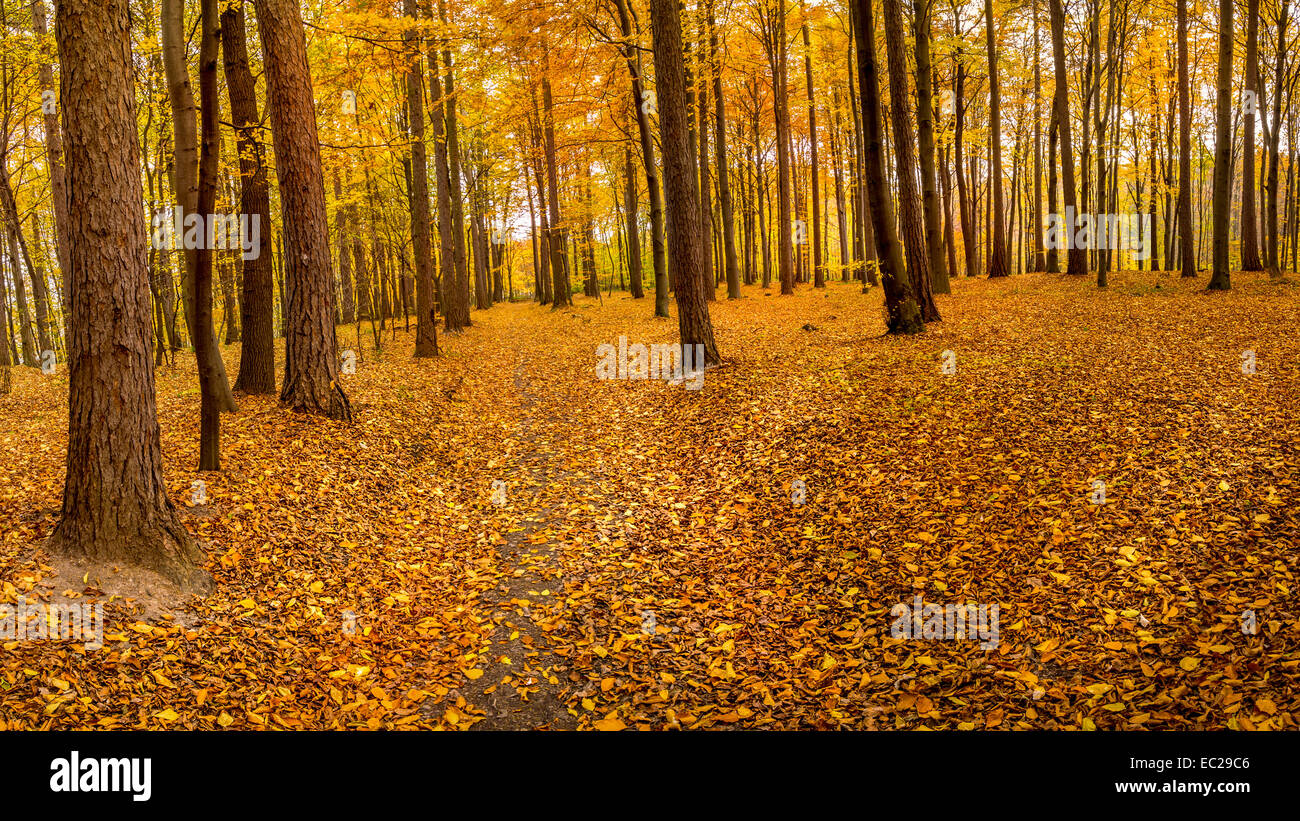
[
  {"x1": 1241, "y1": 0, "x2": 1262, "y2": 270},
  {"x1": 984, "y1": 0, "x2": 1008, "y2": 278},
  {"x1": 404, "y1": 0, "x2": 439, "y2": 355},
  {"x1": 1048, "y1": 0, "x2": 1087, "y2": 276},
  {"x1": 161, "y1": 0, "x2": 235, "y2": 411},
  {"x1": 714, "y1": 5, "x2": 742, "y2": 297},
  {"x1": 913, "y1": 0, "x2": 947, "y2": 292}
]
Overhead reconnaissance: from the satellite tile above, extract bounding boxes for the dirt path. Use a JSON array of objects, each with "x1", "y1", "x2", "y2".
[{"x1": 449, "y1": 349, "x2": 580, "y2": 730}]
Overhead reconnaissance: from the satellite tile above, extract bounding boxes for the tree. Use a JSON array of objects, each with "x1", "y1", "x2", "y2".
[
  {"x1": 983, "y1": 0, "x2": 1007, "y2": 278},
  {"x1": 161, "y1": 0, "x2": 236, "y2": 412},
  {"x1": 648, "y1": 0, "x2": 721, "y2": 365},
  {"x1": 714, "y1": 2, "x2": 742, "y2": 297},
  {"x1": 1048, "y1": 0, "x2": 1086, "y2": 276},
  {"x1": 195, "y1": 0, "x2": 222, "y2": 469},
  {"x1": 222, "y1": 1, "x2": 276, "y2": 395},
  {"x1": 49, "y1": 0, "x2": 208, "y2": 591},
  {"x1": 255, "y1": 0, "x2": 351, "y2": 419},
  {"x1": 855, "y1": 0, "x2": 922, "y2": 334},
  {"x1": 914, "y1": 0, "x2": 949, "y2": 293},
  {"x1": 881, "y1": 0, "x2": 939, "y2": 319},
  {"x1": 1241, "y1": 0, "x2": 1262, "y2": 271},
  {"x1": 405, "y1": 0, "x2": 440, "y2": 356},
  {"x1": 612, "y1": 0, "x2": 669, "y2": 315},
  {"x1": 1176, "y1": 0, "x2": 1196, "y2": 277},
  {"x1": 1207, "y1": 0, "x2": 1234, "y2": 290},
  {"x1": 756, "y1": 0, "x2": 795, "y2": 295}
]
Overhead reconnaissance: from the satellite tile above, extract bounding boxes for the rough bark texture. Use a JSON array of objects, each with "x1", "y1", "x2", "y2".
[
  {"x1": 1176, "y1": 0, "x2": 1196, "y2": 277},
  {"x1": 913, "y1": 0, "x2": 947, "y2": 293},
  {"x1": 1207, "y1": 0, "x2": 1233, "y2": 290},
  {"x1": 1048, "y1": 0, "x2": 1087, "y2": 276},
  {"x1": 223, "y1": 1, "x2": 276, "y2": 394},
  {"x1": 854, "y1": 0, "x2": 921, "y2": 334},
  {"x1": 255, "y1": 0, "x2": 351, "y2": 420},
  {"x1": 881, "y1": 0, "x2": 939, "y2": 320},
  {"x1": 649, "y1": 0, "x2": 721, "y2": 365},
  {"x1": 405, "y1": 0, "x2": 439, "y2": 356},
  {"x1": 49, "y1": 0, "x2": 209, "y2": 592},
  {"x1": 983, "y1": 0, "x2": 1008, "y2": 278}
]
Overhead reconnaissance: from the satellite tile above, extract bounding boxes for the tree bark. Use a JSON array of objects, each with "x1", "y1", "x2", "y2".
[
  {"x1": 223, "y1": 1, "x2": 276, "y2": 394},
  {"x1": 1208, "y1": 0, "x2": 1234, "y2": 290},
  {"x1": 255, "y1": 0, "x2": 350, "y2": 419},
  {"x1": 50, "y1": 0, "x2": 209, "y2": 591},
  {"x1": 854, "y1": 0, "x2": 921, "y2": 333},
  {"x1": 648, "y1": 0, "x2": 722, "y2": 364}
]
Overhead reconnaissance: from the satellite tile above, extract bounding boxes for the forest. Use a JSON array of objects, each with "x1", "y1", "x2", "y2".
[{"x1": 0, "y1": 0, "x2": 1296, "y2": 732}]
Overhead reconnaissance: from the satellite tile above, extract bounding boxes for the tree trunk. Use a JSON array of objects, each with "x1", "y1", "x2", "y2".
[
  {"x1": 1048, "y1": 0, "x2": 1086, "y2": 276},
  {"x1": 1176, "y1": 0, "x2": 1196, "y2": 277},
  {"x1": 913, "y1": 0, "x2": 947, "y2": 292},
  {"x1": 854, "y1": 0, "x2": 921, "y2": 333},
  {"x1": 221, "y1": 2, "x2": 275, "y2": 394},
  {"x1": 984, "y1": 0, "x2": 1008, "y2": 278},
  {"x1": 404, "y1": 0, "x2": 439, "y2": 355},
  {"x1": 1208, "y1": 0, "x2": 1234, "y2": 290},
  {"x1": 161, "y1": 0, "x2": 235, "y2": 411},
  {"x1": 49, "y1": 0, "x2": 209, "y2": 591},
  {"x1": 1241, "y1": 0, "x2": 1262, "y2": 270},
  {"x1": 255, "y1": 0, "x2": 350, "y2": 419},
  {"x1": 648, "y1": 0, "x2": 721, "y2": 365},
  {"x1": 881, "y1": 0, "x2": 939, "y2": 319}
]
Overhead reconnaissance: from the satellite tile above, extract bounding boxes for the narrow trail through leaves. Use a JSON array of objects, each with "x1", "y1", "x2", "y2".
[{"x1": 1, "y1": 271, "x2": 1297, "y2": 730}]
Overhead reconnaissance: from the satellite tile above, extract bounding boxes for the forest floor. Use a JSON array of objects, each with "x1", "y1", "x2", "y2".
[{"x1": 2, "y1": 269, "x2": 1298, "y2": 730}]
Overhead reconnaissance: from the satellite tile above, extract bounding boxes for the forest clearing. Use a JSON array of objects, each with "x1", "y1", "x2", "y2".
[{"x1": 3, "y1": 271, "x2": 1296, "y2": 731}]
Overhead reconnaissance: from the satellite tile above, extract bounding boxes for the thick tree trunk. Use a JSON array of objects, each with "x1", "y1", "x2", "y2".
[
  {"x1": 1208, "y1": 0, "x2": 1234, "y2": 290},
  {"x1": 854, "y1": 0, "x2": 921, "y2": 333},
  {"x1": 50, "y1": 0, "x2": 209, "y2": 591},
  {"x1": 648, "y1": 0, "x2": 721, "y2": 364},
  {"x1": 881, "y1": 0, "x2": 939, "y2": 319},
  {"x1": 221, "y1": 2, "x2": 275, "y2": 395},
  {"x1": 255, "y1": 0, "x2": 350, "y2": 419}
]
